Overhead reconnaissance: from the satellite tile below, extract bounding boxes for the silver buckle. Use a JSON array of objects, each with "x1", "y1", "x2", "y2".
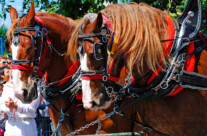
[{"x1": 102, "y1": 75, "x2": 108, "y2": 82}]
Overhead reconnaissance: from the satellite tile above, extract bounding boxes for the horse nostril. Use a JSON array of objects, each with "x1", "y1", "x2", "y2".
[{"x1": 23, "y1": 89, "x2": 28, "y2": 97}]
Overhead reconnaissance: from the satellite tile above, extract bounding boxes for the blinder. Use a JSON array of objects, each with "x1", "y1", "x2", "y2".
[{"x1": 93, "y1": 42, "x2": 104, "y2": 60}]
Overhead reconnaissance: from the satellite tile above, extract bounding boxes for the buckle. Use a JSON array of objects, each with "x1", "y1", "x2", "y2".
[
  {"x1": 9, "y1": 117, "x2": 18, "y2": 122},
  {"x1": 33, "y1": 66, "x2": 39, "y2": 73},
  {"x1": 42, "y1": 28, "x2": 48, "y2": 35},
  {"x1": 35, "y1": 25, "x2": 40, "y2": 31},
  {"x1": 22, "y1": 117, "x2": 33, "y2": 121},
  {"x1": 102, "y1": 75, "x2": 108, "y2": 82}
]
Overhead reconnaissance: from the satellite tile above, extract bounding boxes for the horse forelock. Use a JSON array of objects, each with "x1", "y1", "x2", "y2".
[
  {"x1": 7, "y1": 19, "x2": 19, "y2": 43},
  {"x1": 67, "y1": 13, "x2": 108, "y2": 61},
  {"x1": 101, "y1": 2, "x2": 169, "y2": 75},
  {"x1": 67, "y1": 17, "x2": 88, "y2": 61}
]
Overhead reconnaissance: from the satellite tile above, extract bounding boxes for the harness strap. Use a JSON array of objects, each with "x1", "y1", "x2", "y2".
[
  {"x1": 49, "y1": 95, "x2": 77, "y2": 133},
  {"x1": 58, "y1": 61, "x2": 80, "y2": 86},
  {"x1": 179, "y1": 70, "x2": 207, "y2": 90},
  {"x1": 81, "y1": 74, "x2": 119, "y2": 82},
  {"x1": 102, "y1": 15, "x2": 113, "y2": 32},
  {"x1": 14, "y1": 27, "x2": 36, "y2": 34},
  {"x1": 12, "y1": 64, "x2": 33, "y2": 71},
  {"x1": 35, "y1": 16, "x2": 51, "y2": 45},
  {"x1": 34, "y1": 16, "x2": 52, "y2": 78},
  {"x1": 147, "y1": 16, "x2": 175, "y2": 84}
]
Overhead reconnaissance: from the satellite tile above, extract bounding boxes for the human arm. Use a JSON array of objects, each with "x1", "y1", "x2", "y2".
[
  {"x1": 15, "y1": 91, "x2": 41, "y2": 114},
  {"x1": 0, "y1": 86, "x2": 11, "y2": 113},
  {"x1": 4, "y1": 97, "x2": 18, "y2": 111}
]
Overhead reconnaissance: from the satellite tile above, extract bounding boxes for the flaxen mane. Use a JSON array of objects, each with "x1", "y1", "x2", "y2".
[{"x1": 67, "y1": 2, "x2": 169, "y2": 74}]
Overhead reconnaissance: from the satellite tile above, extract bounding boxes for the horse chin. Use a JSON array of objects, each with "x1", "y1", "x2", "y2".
[
  {"x1": 14, "y1": 82, "x2": 38, "y2": 104},
  {"x1": 89, "y1": 100, "x2": 112, "y2": 112},
  {"x1": 14, "y1": 92, "x2": 24, "y2": 103},
  {"x1": 15, "y1": 87, "x2": 37, "y2": 104},
  {"x1": 23, "y1": 86, "x2": 37, "y2": 103}
]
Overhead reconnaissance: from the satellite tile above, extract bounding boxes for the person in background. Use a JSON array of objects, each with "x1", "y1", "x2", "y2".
[
  {"x1": 0, "y1": 67, "x2": 41, "y2": 136},
  {"x1": 0, "y1": 55, "x2": 10, "y2": 136},
  {"x1": 0, "y1": 56, "x2": 8, "y2": 69},
  {"x1": 38, "y1": 96, "x2": 52, "y2": 136},
  {"x1": 0, "y1": 56, "x2": 11, "y2": 83},
  {"x1": 2, "y1": 66, "x2": 12, "y2": 83},
  {"x1": 0, "y1": 82, "x2": 5, "y2": 136}
]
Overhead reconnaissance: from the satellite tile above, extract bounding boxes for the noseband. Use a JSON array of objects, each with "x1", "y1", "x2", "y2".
[
  {"x1": 11, "y1": 14, "x2": 53, "y2": 78},
  {"x1": 78, "y1": 22, "x2": 120, "y2": 83}
]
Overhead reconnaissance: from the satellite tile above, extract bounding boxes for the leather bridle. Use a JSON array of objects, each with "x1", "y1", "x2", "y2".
[
  {"x1": 11, "y1": 14, "x2": 53, "y2": 78},
  {"x1": 78, "y1": 21, "x2": 120, "y2": 84}
]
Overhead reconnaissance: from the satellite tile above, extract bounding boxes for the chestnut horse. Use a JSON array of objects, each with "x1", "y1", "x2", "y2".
[
  {"x1": 68, "y1": 2, "x2": 207, "y2": 136},
  {"x1": 6, "y1": 3, "x2": 145, "y2": 136}
]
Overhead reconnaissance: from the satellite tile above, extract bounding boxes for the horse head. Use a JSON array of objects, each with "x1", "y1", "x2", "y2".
[
  {"x1": 7, "y1": 3, "x2": 44, "y2": 103},
  {"x1": 68, "y1": 13, "x2": 123, "y2": 111}
]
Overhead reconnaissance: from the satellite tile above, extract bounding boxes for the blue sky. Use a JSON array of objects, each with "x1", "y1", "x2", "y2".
[
  {"x1": 0, "y1": 0, "x2": 24, "y2": 28},
  {"x1": 0, "y1": 0, "x2": 42, "y2": 28}
]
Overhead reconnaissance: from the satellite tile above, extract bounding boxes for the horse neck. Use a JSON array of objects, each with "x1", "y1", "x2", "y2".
[{"x1": 36, "y1": 13, "x2": 76, "y2": 84}]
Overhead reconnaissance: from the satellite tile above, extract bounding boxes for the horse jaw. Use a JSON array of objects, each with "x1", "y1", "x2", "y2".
[{"x1": 81, "y1": 77, "x2": 112, "y2": 111}]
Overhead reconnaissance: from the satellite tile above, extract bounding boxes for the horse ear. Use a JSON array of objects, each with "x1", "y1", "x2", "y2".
[
  {"x1": 92, "y1": 12, "x2": 103, "y2": 32},
  {"x1": 9, "y1": 7, "x2": 18, "y2": 23},
  {"x1": 26, "y1": 2, "x2": 35, "y2": 26}
]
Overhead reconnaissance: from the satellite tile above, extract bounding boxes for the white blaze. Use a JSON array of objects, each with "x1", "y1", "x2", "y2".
[
  {"x1": 80, "y1": 53, "x2": 93, "y2": 109},
  {"x1": 11, "y1": 43, "x2": 23, "y2": 97}
]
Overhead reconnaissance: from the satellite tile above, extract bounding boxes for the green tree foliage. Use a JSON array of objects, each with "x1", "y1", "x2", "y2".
[
  {"x1": 0, "y1": 0, "x2": 206, "y2": 31},
  {"x1": 20, "y1": 0, "x2": 117, "y2": 19},
  {"x1": 0, "y1": 25, "x2": 7, "y2": 40},
  {"x1": 0, "y1": 24, "x2": 8, "y2": 55},
  {"x1": 0, "y1": 0, "x2": 206, "y2": 20}
]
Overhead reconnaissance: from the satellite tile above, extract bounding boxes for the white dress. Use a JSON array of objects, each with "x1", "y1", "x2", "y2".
[{"x1": 0, "y1": 81, "x2": 41, "y2": 136}]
